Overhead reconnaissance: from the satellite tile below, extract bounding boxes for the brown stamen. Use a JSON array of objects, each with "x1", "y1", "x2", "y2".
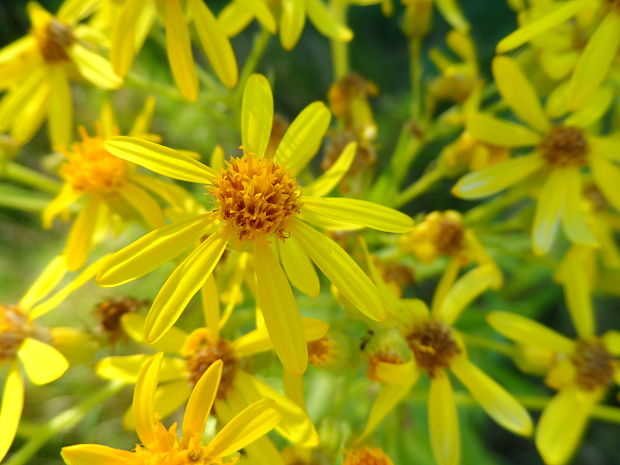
[
  {"x1": 406, "y1": 320, "x2": 460, "y2": 377},
  {"x1": 572, "y1": 339, "x2": 614, "y2": 390},
  {"x1": 0, "y1": 305, "x2": 32, "y2": 361},
  {"x1": 539, "y1": 125, "x2": 588, "y2": 167},
  {"x1": 37, "y1": 19, "x2": 74, "y2": 63},
  {"x1": 95, "y1": 297, "x2": 149, "y2": 340}
]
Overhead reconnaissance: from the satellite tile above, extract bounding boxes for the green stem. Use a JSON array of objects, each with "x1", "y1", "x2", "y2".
[
  {"x1": 235, "y1": 27, "x2": 272, "y2": 102},
  {"x1": 409, "y1": 38, "x2": 423, "y2": 121},
  {"x1": 0, "y1": 188, "x2": 50, "y2": 212},
  {"x1": 7, "y1": 381, "x2": 125, "y2": 465},
  {"x1": 330, "y1": 0, "x2": 349, "y2": 80},
  {"x1": 395, "y1": 164, "x2": 446, "y2": 207},
  {"x1": 0, "y1": 163, "x2": 59, "y2": 194},
  {"x1": 125, "y1": 71, "x2": 187, "y2": 101}
]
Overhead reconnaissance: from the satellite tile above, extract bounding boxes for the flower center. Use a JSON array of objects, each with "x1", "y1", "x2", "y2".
[
  {"x1": 406, "y1": 320, "x2": 460, "y2": 377},
  {"x1": 405, "y1": 211, "x2": 464, "y2": 263},
  {"x1": 95, "y1": 297, "x2": 149, "y2": 340},
  {"x1": 607, "y1": 0, "x2": 620, "y2": 13},
  {"x1": 571, "y1": 339, "x2": 615, "y2": 390},
  {"x1": 60, "y1": 128, "x2": 126, "y2": 193},
  {"x1": 343, "y1": 447, "x2": 394, "y2": 465},
  {"x1": 182, "y1": 329, "x2": 238, "y2": 399},
  {"x1": 36, "y1": 19, "x2": 74, "y2": 63},
  {"x1": 539, "y1": 125, "x2": 588, "y2": 167},
  {"x1": 208, "y1": 152, "x2": 301, "y2": 242},
  {"x1": 134, "y1": 428, "x2": 222, "y2": 465},
  {"x1": 308, "y1": 336, "x2": 332, "y2": 367},
  {"x1": 0, "y1": 305, "x2": 31, "y2": 362}
]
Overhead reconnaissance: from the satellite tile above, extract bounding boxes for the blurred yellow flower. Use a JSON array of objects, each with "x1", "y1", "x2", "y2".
[
  {"x1": 109, "y1": 0, "x2": 238, "y2": 99},
  {"x1": 0, "y1": 1, "x2": 121, "y2": 147},
  {"x1": 453, "y1": 56, "x2": 620, "y2": 255},
  {"x1": 62, "y1": 352, "x2": 281, "y2": 465},
  {"x1": 359, "y1": 264, "x2": 531, "y2": 465},
  {"x1": 97, "y1": 74, "x2": 413, "y2": 375},
  {"x1": 343, "y1": 446, "x2": 395, "y2": 465}
]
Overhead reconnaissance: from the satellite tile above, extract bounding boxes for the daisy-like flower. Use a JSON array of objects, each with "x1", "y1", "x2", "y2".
[
  {"x1": 0, "y1": 256, "x2": 86, "y2": 462},
  {"x1": 452, "y1": 56, "x2": 620, "y2": 255},
  {"x1": 219, "y1": 0, "x2": 352, "y2": 51},
  {"x1": 109, "y1": 0, "x2": 238, "y2": 100},
  {"x1": 0, "y1": 1, "x2": 121, "y2": 147},
  {"x1": 488, "y1": 291, "x2": 620, "y2": 464},
  {"x1": 497, "y1": 0, "x2": 620, "y2": 112},
  {"x1": 358, "y1": 264, "x2": 532, "y2": 465},
  {"x1": 44, "y1": 98, "x2": 198, "y2": 271},
  {"x1": 95, "y1": 303, "x2": 327, "y2": 463},
  {"x1": 62, "y1": 352, "x2": 281, "y2": 465},
  {"x1": 97, "y1": 74, "x2": 413, "y2": 375}
]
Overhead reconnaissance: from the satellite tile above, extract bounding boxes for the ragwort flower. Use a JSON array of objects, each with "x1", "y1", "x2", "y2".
[
  {"x1": 453, "y1": 56, "x2": 620, "y2": 255},
  {"x1": 97, "y1": 74, "x2": 413, "y2": 375},
  {"x1": 359, "y1": 265, "x2": 532, "y2": 465},
  {"x1": 62, "y1": 352, "x2": 281, "y2": 465},
  {"x1": 0, "y1": 1, "x2": 121, "y2": 147},
  {"x1": 109, "y1": 0, "x2": 238, "y2": 100}
]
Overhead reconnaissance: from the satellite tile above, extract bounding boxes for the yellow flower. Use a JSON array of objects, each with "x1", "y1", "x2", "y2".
[
  {"x1": 62, "y1": 352, "x2": 281, "y2": 465},
  {"x1": 358, "y1": 265, "x2": 531, "y2": 465},
  {"x1": 0, "y1": 256, "x2": 83, "y2": 462},
  {"x1": 97, "y1": 74, "x2": 413, "y2": 375},
  {"x1": 402, "y1": 0, "x2": 470, "y2": 38},
  {"x1": 488, "y1": 291, "x2": 620, "y2": 464},
  {"x1": 497, "y1": 0, "x2": 620, "y2": 111},
  {"x1": 109, "y1": 0, "x2": 238, "y2": 100},
  {"x1": 343, "y1": 446, "x2": 395, "y2": 465},
  {"x1": 219, "y1": 0, "x2": 352, "y2": 51},
  {"x1": 328, "y1": 73, "x2": 378, "y2": 142},
  {"x1": 452, "y1": 56, "x2": 620, "y2": 255},
  {"x1": 44, "y1": 98, "x2": 198, "y2": 271},
  {"x1": 0, "y1": 1, "x2": 121, "y2": 147},
  {"x1": 94, "y1": 300, "x2": 327, "y2": 462}
]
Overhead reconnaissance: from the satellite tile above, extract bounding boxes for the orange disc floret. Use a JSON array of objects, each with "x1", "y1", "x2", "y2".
[
  {"x1": 0, "y1": 305, "x2": 32, "y2": 362},
  {"x1": 572, "y1": 338, "x2": 615, "y2": 391},
  {"x1": 406, "y1": 320, "x2": 461, "y2": 378},
  {"x1": 344, "y1": 446, "x2": 395, "y2": 465},
  {"x1": 35, "y1": 19, "x2": 74, "y2": 63},
  {"x1": 209, "y1": 150, "x2": 301, "y2": 242},
  {"x1": 60, "y1": 127, "x2": 126, "y2": 193},
  {"x1": 539, "y1": 125, "x2": 589, "y2": 167}
]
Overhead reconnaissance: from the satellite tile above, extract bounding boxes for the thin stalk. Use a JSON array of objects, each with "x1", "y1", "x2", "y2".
[
  {"x1": 234, "y1": 27, "x2": 272, "y2": 102},
  {"x1": 409, "y1": 38, "x2": 423, "y2": 122},
  {"x1": 330, "y1": 0, "x2": 349, "y2": 80},
  {"x1": 6, "y1": 381, "x2": 125, "y2": 465},
  {"x1": 395, "y1": 164, "x2": 446, "y2": 207},
  {"x1": 1, "y1": 163, "x2": 60, "y2": 194}
]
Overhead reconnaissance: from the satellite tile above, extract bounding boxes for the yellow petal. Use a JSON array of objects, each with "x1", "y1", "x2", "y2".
[
  {"x1": 565, "y1": 86, "x2": 614, "y2": 128},
  {"x1": 18, "y1": 337, "x2": 69, "y2": 385},
  {"x1": 19, "y1": 255, "x2": 67, "y2": 310},
  {"x1": 43, "y1": 184, "x2": 81, "y2": 229},
  {"x1": 280, "y1": 0, "x2": 306, "y2": 50},
  {"x1": 145, "y1": 230, "x2": 228, "y2": 343},
  {"x1": 374, "y1": 359, "x2": 419, "y2": 385},
  {"x1": 233, "y1": 0, "x2": 276, "y2": 33},
  {"x1": 0, "y1": 365, "x2": 24, "y2": 463},
  {"x1": 218, "y1": 1, "x2": 255, "y2": 37},
  {"x1": 61, "y1": 444, "x2": 138, "y2": 465},
  {"x1": 164, "y1": 0, "x2": 198, "y2": 100},
  {"x1": 532, "y1": 169, "x2": 565, "y2": 256},
  {"x1": 591, "y1": 156, "x2": 620, "y2": 213},
  {"x1": 451, "y1": 356, "x2": 532, "y2": 436},
  {"x1": 429, "y1": 373, "x2": 460, "y2": 465},
  {"x1": 232, "y1": 317, "x2": 328, "y2": 357},
  {"x1": 131, "y1": 174, "x2": 198, "y2": 213},
  {"x1": 590, "y1": 136, "x2": 620, "y2": 163},
  {"x1": 560, "y1": 168, "x2": 596, "y2": 246},
  {"x1": 492, "y1": 56, "x2": 549, "y2": 133},
  {"x1": 555, "y1": 252, "x2": 595, "y2": 338},
  {"x1": 305, "y1": 0, "x2": 352, "y2": 41},
  {"x1": 602, "y1": 331, "x2": 620, "y2": 356},
  {"x1": 119, "y1": 182, "x2": 165, "y2": 229},
  {"x1": 275, "y1": 101, "x2": 331, "y2": 174},
  {"x1": 536, "y1": 387, "x2": 597, "y2": 465},
  {"x1": 105, "y1": 136, "x2": 214, "y2": 183},
  {"x1": 487, "y1": 311, "x2": 574, "y2": 353},
  {"x1": 301, "y1": 196, "x2": 414, "y2": 233},
  {"x1": 496, "y1": 0, "x2": 589, "y2": 53},
  {"x1": 97, "y1": 213, "x2": 211, "y2": 287},
  {"x1": 96, "y1": 354, "x2": 187, "y2": 384},
  {"x1": 467, "y1": 113, "x2": 542, "y2": 147},
  {"x1": 64, "y1": 196, "x2": 101, "y2": 271},
  {"x1": 254, "y1": 242, "x2": 307, "y2": 375},
  {"x1": 124, "y1": 379, "x2": 191, "y2": 430},
  {"x1": 241, "y1": 74, "x2": 273, "y2": 157},
  {"x1": 299, "y1": 207, "x2": 363, "y2": 231},
  {"x1": 57, "y1": 0, "x2": 101, "y2": 22},
  {"x1": 188, "y1": 0, "x2": 238, "y2": 88},
  {"x1": 278, "y1": 236, "x2": 320, "y2": 297},
  {"x1": 358, "y1": 383, "x2": 412, "y2": 440},
  {"x1": 110, "y1": 0, "x2": 150, "y2": 77},
  {"x1": 303, "y1": 141, "x2": 356, "y2": 197},
  {"x1": 201, "y1": 274, "x2": 221, "y2": 340},
  {"x1": 566, "y1": 12, "x2": 620, "y2": 110},
  {"x1": 121, "y1": 313, "x2": 189, "y2": 353},
  {"x1": 48, "y1": 65, "x2": 73, "y2": 148},
  {"x1": 452, "y1": 154, "x2": 542, "y2": 199},
  {"x1": 183, "y1": 360, "x2": 222, "y2": 440},
  {"x1": 436, "y1": 265, "x2": 500, "y2": 325},
  {"x1": 207, "y1": 398, "x2": 280, "y2": 457},
  {"x1": 234, "y1": 370, "x2": 318, "y2": 447},
  {"x1": 290, "y1": 219, "x2": 386, "y2": 321},
  {"x1": 129, "y1": 96, "x2": 157, "y2": 137},
  {"x1": 69, "y1": 44, "x2": 122, "y2": 90},
  {"x1": 133, "y1": 352, "x2": 163, "y2": 448},
  {"x1": 435, "y1": 0, "x2": 469, "y2": 31}
]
